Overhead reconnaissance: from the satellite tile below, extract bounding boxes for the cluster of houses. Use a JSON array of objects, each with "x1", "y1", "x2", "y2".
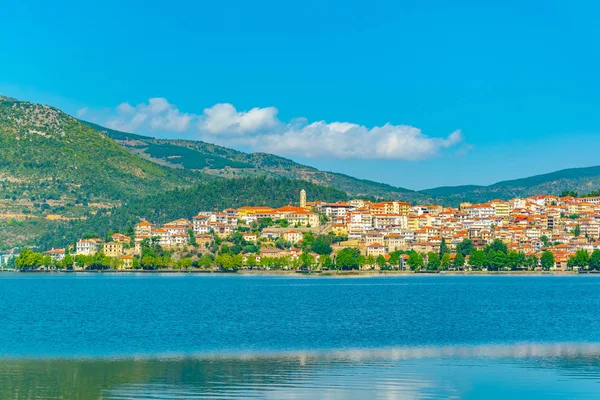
[{"x1": 38, "y1": 189, "x2": 600, "y2": 270}]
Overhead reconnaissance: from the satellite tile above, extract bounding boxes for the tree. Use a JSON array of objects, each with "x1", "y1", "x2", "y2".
[
  {"x1": 524, "y1": 255, "x2": 538, "y2": 270},
  {"x1": 506, "y1": 251, "x2": 525, "y2": 270},
  {"x1": 572, "y1": 225, "x2": 581, "y2": 237},
  {"x1": 62, "y1": 248, "x2": 74, "y2": 270},
  {"x1": 376, "y1": 255, "x2": 386, "y2": 269},
  {"x1": 469, "y1": 250, "x2": 487, "y2": 269},
  {"x1": 456, "y1": 239, "x2": 474, "y2": 256},
  {"x1": 366, "y1": 255, "x2": 376, "y2": 267},
  {"x1": 321, "y1": 255, "x2": 333, "y2": 270},
  {"x1": 299, "y1": 252, "x2": 315, "y2": 270},
  {"x1": 440, "y1": 253, "x2": 451, "y2": 270},
  {"x1": 427, "y1": 252, "x2": 440, "y2": 271},
  {"x1": 453, "y1": 252, "x2": 465, "y2": 269},
  {"x1": 388, "y1": 251, "x2": 401, "y2": 269},
  {"x1": 177, "y1": 257, "x2": 193, "y2": 270},
  {"x1": 486, "y1": 250, "x2": 507, "y2": 271},
  {"x1": 568, "y1": 249, "x2": 589, "y2": 269},
  {"x1": 540, "y1": 235, "x2": 550, "y2": 247},
  {"x1": 439, "y1": 237, "x2": 450, "y2": 258},
  {"x1": 246, "y1": 255, "x2": 258, "y2": 269},
  {"x1": 407, "y1": 252, "x2": 424, "y2": 270},
  {"x1": 540, "y1": 251, "x2": 555, "y2": 270},
  {"x1": 589, "y1": 249, "x2": 600, "y2": 270},
  {"x1": 311, "y1": 236, "x2": 333, "y2": 255},
  {"x1": 485, "y1": 239, "x2": 508, "y2": 255},
  {"x1": 335, "y1": 248, "x2": 362, "y2": 270},
  {"x1": 14, "y1": 250, "x2": 43, "y2": 270},
  {"x1": 196, "y1": 253, "x2": 214, "y2": 269},
  {"x1": 301, "y1": 232, "x2": 315, "y2": 251},
  {"x1": 188, "y1": 228, "x2": 197, "y2": 246}
]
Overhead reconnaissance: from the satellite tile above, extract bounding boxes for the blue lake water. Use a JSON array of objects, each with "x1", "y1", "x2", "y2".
[{"x1": 1, "y1": 274, "x2": 600, "y2": 398}]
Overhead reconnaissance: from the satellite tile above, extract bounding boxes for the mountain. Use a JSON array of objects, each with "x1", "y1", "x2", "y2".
[
  {"x1": 421, "y1": 166, "x2": 600, "y2": 202},
  {"x1": 0, "y1": 97, "x2": 348, "y2": 248},
  {"x1": 0, "y1": 96, "x2": 201, "y2": 203},
  {"x1": 83, "y1": 121, "x2": 429, "y2": 202}
]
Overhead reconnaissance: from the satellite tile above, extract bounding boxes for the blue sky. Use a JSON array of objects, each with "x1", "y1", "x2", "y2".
[{"x1": 1, "y1": 0, "x2": 600, "y2": 190}]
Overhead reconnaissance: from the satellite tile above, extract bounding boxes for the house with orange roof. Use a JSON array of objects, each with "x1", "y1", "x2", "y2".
[
  {"x1": 43, "y1": 248, "x2": 65, "y2": 262},
  {"x1": 135, "y1": 220, "x2": 154, "y2": 236}
]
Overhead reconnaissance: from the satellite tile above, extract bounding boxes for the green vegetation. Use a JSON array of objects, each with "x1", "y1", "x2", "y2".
[
  {"x1": 37, "y1": 177, "x2": 347, "y2": 249},
  {"x1": 143, "y1": 142, "x2": 253, "y2": 170},
  {"x1": 91, "y1": 120, "x2": 429, "y2": 201}
]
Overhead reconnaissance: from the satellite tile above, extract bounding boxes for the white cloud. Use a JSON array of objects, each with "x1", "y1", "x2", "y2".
[
  {"x1": 85, "y1": 98, "x2": 465, "y2": 160},
  {"x1": 103, "y1": 97, "x2": 193, "y2": 133},
  {"x1": 228, "y1": 121, "x2": 463, "y2": 160},
  {"x1": 76, "y1": 107, "x2": 88, "y2": 117},
  {"x1": 200, "y1": 103, "x2": 279, "y2": 135}
]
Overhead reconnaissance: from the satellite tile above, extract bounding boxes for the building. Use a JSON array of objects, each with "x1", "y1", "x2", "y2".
[
  {"x1": 135, "y1": 221, "x2": 154, "y2": 236},
  {"x1": 43, "y1": 248, "x2": 65, "y2": 262},
  {"x1": 283, "y1": 230, "x2": 303, "y2": 244},
  {"x1": 76, "y1": 239, "x2": 102, "y2": 255},
  {"x1": 366, "y1": 243, "x2": 386, "y2": 257},
  {"x1": 119, "y1": 255, "x2": 134, "y2": 269},
  {"x1": 300, "y1": 189, "x2": 307, "y2": 208},
  {"x1": 104, "y1": 242, "x2": 124, "y2": 258}
]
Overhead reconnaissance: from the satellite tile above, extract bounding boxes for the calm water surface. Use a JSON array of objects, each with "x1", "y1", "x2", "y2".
[{"x1": 1, "y1": 274, "x2": 599, "y2": 398}]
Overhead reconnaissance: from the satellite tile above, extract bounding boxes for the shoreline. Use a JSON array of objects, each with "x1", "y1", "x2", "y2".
[{"x1": 1, "y1": 269, "x2": 594, "y2": 276}]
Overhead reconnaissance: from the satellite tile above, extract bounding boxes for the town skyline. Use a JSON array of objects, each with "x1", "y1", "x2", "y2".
[{"x1": 9, "y1": 189, "x2": 600, "y2": 273}]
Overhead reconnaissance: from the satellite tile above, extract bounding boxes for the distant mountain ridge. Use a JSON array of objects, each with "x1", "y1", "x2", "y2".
[{"x1": 421, "y1": 166, "x2": 600, "y2": 202}]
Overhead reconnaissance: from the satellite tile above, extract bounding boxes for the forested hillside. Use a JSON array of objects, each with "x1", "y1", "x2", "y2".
[
  {"x1": 0, "y1": 97, "x2": 348, "y2": 249},
  {"x1": 85, "y1": 122, "x2": 429, "y2": 202},
  {"x1": 38, "y1": 177, "x2": 348, "y2": 249}
]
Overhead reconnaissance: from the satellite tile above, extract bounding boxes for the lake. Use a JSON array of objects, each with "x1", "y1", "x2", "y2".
[{"x1": 1, "y1": 274, "x2": 600, "y2": 398}]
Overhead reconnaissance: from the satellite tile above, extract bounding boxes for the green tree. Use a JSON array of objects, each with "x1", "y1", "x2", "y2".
[
  {"x1": 439, "y1": 237, "x2": 450, "y2": 258},
  {"x1": 589, "y1": 249, "x2": 600, "y2": 270},
  {"x1": 311, "y1": 236, "x2": 333, "y2": 255},
  {"x1": 299, "y1": 252, "x2": 315, "y2": 270},
  {"x1": 453, "y1": 252, "x2": 465, "y2": 269},
  {"x1": 572, "y1": 225, "x2": 581, "y2": 237},
  {"x1": 486, "y1": 250, "x2": 507, "y2": 271},
  {"x1": 469, "y1": 250, "x2": 487, "y2": 269},
  {"x1": 485, "y1": 239, "x2": 508, "y2": 255},
  {"x1": 376, "y1": 255, "x2": 386, "y2": 269},
  {"x1": 188, "y1": 228, "x2": 197, "y2": 246},
  {"x1": 177, "y1": 257, "x2": 193, "y2": 270},
  {"x1": 335, "y1": 248, "x2": 362, "y2": 270},
  {"x1": 321, "y1": 255, "x2": 333, "y2": 270},
  {"x1": 388, "y1": 251, "x2": 401, "y2": 269},
  {"x1": 524, "y1": 255, "x2": 538, "y2": 270},
  {"x1": 456, "y1": 239, "x2": 474, "y2": 256},
  {"x1": 540, "y1": 251, "x2": 555, "y2": 270},
  {"x1": 366, "y1": 255, "x2": 376, "y2": 267},
  {"x1": 427, "y1": 252, "x2": 440, "y2": 271},
  {"x1": 506, "y1": 251, "x2": 525, "y2": 270},
  {"x1": 440, "y1": 253, "x2": 451, "y2": 270},
  {"x1": 568, "y1": 249, "x2": 589, "y2": 269},
  {"x1": 407, "y1": 252, "x2": 425, "y2": 270},
  {"x1": 14, "y1": 250, "x2": 43, "y2": 270}
]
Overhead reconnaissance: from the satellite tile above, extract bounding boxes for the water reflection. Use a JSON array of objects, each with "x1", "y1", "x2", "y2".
[{"x1": 2, "y1": 344, "x2": 600, "y2": 399}]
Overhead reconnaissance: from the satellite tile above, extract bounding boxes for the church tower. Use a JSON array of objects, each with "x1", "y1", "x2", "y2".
[{"x1": 300, "y1": 189, "x2": 307, "y2": 208}]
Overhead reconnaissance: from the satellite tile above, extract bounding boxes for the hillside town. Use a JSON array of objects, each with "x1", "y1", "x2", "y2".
[{"x1": 7, "y1": 189, "x2": 600, "y2": 272}]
